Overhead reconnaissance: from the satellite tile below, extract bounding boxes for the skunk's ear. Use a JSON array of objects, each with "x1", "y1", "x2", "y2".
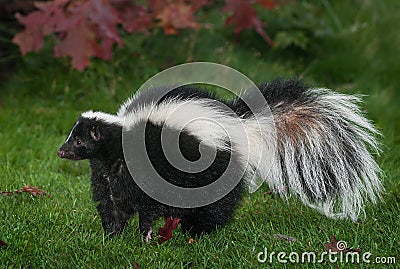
[{"x1": 90, "y1": 124, "x2": 101, "y2": 141}]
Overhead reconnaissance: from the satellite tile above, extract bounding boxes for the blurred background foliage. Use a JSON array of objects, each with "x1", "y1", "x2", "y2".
[{"x1": 1, "y1": 0, "x2": 399, "y2": 162}]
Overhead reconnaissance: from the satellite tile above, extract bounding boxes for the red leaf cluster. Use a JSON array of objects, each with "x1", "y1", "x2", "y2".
[
  {"x1": 158, "y1": 216, "x2": 181, "y2": 244},
  {"x1": 13, "y1": 0, "x2": 123, "y2": 71},
  {"x1": 13, "y1": 0, "x2": 279, "y2": 70},
  {"x1": 0, "y1": 185, "x2": 51, "y2": 197}
]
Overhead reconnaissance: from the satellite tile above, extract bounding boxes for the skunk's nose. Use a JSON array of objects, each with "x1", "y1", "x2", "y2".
[{"x1": 57, "y1": 150, "x2": 65, "y2": 158}]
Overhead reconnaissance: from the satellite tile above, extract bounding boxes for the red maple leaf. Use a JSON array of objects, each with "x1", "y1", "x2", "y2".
[
  {"x1": 151, "y1": 0, "x2": 200, "y2": 35},
  {"x1": 89, "y1": 0, "x2": 122, "y2": 48},
  {"x1": 53, "y1": 0, "x2": 123, "y2": 70},
  {"x1": 12, "y1": 12, "x2": 45, "y2": 55},
  {"x1": 54, "y1": 18, "x2": 96, "y2": 71},
  {"x1": 222, "y1": 0, "x2": 274, "y2": 46},
  {"x1": 117, "y1": 3, "x2": 153, "y2": 33},
  {"x1": 12, "y1": 0, "x2": 69, "y2": 55},
  {"x1": 158, "y1": 216, "x2": 181, "y2": 244},
  {"x1": 325, "y1": 235, "x2": 362, "y2": 253},
  {"x1": 34, "y1": 0, "x2": 69, "y2": 35},
  {"x1": 14, "y1": 0, "x2": 125, "y2": 70}
]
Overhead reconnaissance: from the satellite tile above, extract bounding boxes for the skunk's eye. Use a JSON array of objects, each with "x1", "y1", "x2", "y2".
[{"x1": 76, "y1": 139, "x2": 82, "y2": 145}]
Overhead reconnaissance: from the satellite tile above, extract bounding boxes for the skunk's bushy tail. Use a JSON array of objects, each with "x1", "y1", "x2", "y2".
[{"x1": 234, "y1": 79, "x2": 383, "y2": 221}]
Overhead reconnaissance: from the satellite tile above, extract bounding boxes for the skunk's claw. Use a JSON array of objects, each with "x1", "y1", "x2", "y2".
[{"x1": 141, "y1": 228, "x2": 153, "y2": 243}]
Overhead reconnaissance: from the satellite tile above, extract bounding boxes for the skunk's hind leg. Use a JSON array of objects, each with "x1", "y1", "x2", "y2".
[
  {"x1": 183, "y1": 192, "x2": 243, "y2": 237},
  {"x1": 138, "y1": 206, "x2": 163, "y2": 242},
  {"x1": 181, "y1": 213, "x2": 220, "y2": 237}
]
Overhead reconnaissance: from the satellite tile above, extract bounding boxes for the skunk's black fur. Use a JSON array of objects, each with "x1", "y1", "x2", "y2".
[{"x1": 58, "y1": 79, "x2": 382, "y2": 239}]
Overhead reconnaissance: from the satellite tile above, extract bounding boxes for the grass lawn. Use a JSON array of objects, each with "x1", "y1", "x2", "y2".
[{"x1": 1, "y1": 1, "x2": 399, "y2": 268}]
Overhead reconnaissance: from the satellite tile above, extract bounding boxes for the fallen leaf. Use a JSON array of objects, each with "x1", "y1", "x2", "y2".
[
  {"x1": 325, "y1": 235, "x2": 361, "y2": 253},
  {"x1": 158, "y1": 216, "x2": 181, "y2": 244},
  {"x1": 188, "y1": 237, "x2": 195, "y2": 244},
  {"x1": 1, "y1": 185, "x2": 50, "y2": 197},
  {"x1": 0, "y1": 191, "x2": 14, "y2": 196},
  {"x1": 133, "y1": 261, "x2": 141, "y2": 269},
  {"x1": 0, "y1": 239, "x2": 6, "y2": 247},
  {"x1": 274, "y1": 233, "x2": 296, "y2": 243}
]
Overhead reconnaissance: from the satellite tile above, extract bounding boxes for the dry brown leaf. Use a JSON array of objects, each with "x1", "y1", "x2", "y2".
[
  {"x1": 0, "y1": 185, "x2": 50, "y2": 197},
  {"x1": 133, "y1": 261, "x2": 141, "y2": 269},
  {"x1": 0, "y1": 239, "x2": 7, "y2": 248},
  {"x1": 273, "y1": 233, "x2": 296, "y2": 243}
]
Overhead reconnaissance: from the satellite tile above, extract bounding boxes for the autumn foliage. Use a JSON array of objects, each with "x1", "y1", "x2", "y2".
[
  {"x1": 158, "y1": 216, "x2": 181, "y2": 244},
  {"x1": 12, "y1": 0, "x2": 280, "y2": 71}
]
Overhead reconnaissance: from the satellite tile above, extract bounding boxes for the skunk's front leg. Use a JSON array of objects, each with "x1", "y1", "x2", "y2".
[
  {"x1": 138, "y1": 207, "x2": 160, "y2": 243},
  {"x1": 91, "y1": 160, "x2": 129, "y2": 237},
  {"x1": 96, "y1": 200, "x2": 126, "y2": 237}
]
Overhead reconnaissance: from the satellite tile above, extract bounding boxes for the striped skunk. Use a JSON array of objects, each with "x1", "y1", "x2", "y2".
[{"x1": 57, "y1": 79, "x2": 382, "y2": 240}]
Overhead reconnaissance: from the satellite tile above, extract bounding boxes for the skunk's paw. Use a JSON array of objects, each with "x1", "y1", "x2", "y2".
[{"x1": 141, "y1": 228, "x2": 153, "y2": 243}]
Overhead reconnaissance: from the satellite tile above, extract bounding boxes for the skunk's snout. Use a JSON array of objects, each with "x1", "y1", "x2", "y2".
[
  {"x1": 57, "y1": 144, "x2": 82, "y2": 160},
  {"x1": 57, "y1": 149, "x2": 66, "y2": 158}
]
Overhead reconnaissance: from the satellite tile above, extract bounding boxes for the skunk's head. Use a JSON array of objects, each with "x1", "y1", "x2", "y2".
[{"x1": 57, "y1": 111, "x2": 123, "y2": 160}]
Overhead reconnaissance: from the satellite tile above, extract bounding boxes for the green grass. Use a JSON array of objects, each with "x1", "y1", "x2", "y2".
[{"x1": 1, "y1": 1, "x2": 399, "y2": 268}]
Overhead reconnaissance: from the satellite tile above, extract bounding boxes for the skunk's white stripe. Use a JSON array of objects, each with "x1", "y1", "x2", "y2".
[
  {"x1": 124, "y1": 99, "x2": 232, "y2": 149},
  {"x1": 123, "y1": 98, "x2": 276, "y2": 178},
  {"x1": 65, "y1": 120, "x2": 79, "y2": 142},
  {"x1": 81, "y1": 110, "x2": 124, "y2": 125}
]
